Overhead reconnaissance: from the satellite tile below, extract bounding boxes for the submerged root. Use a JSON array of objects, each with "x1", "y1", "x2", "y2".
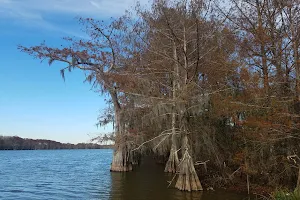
[
  {"x1": 164, "y1": 146, "x2": 179, "y2": 173},
  {"x1": 110, "y1": 145, "x2": 133, "y2": 172},
  {"x1": 175, "y1": 149, "x2": 203, "y2": 191}
]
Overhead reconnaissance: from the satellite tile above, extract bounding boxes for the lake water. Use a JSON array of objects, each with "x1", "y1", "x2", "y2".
[{"x1": 0, "y1": 149, "x2": 250, "y2": 200}]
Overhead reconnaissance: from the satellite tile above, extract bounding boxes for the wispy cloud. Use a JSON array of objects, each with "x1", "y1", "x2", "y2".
[
  {"x1": 0, "y1": 0, "x2": 147, "y2": 37},
  {"x1": 90, "y1": 1, "x2": 101, "y2": 9},
  {"x1": 0, "y1": 0, "x2": 144, "y2": 19}
]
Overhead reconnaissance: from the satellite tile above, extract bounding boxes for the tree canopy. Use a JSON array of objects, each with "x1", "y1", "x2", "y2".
[{"x1": 19, "y1": 0, "x2": 300, "y2": 193}]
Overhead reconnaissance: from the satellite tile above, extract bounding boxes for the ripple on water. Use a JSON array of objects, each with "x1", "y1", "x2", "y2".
[
  {"x1": 0, "y1": 150, "x2": 250, "y2": 200},
  {"x1": 0, "y1": 149, "x2": 113, "y2": 200}
]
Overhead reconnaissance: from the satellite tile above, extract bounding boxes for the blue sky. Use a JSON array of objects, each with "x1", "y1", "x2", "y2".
[{"x1": 0, "y1": 0, "x2": 145, "y2": 144}]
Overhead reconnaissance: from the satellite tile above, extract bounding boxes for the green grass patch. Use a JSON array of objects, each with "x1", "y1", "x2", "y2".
[{"x1": 272, "y1": 189, "x2": 300, "y2": 200}]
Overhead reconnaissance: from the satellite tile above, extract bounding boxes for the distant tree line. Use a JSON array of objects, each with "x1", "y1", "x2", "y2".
[{"x1": 0, "y1": 136, "x2": 112, "y2": 150}]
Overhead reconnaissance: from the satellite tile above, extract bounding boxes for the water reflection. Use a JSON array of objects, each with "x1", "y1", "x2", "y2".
[
  {"x1": 109, "y1": 157, "x2": 173, "y2": 200},
  {"x1": 172, "y1": 189, "x2": 204, "y2": 200},
  {"x1": 109, "y1": 157, "x2": 249, "y2": 200}
]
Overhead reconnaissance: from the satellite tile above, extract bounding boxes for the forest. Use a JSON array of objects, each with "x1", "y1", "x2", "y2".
[
  {"x1": 18, "y1": 0, "x2": 300, "y2": 197},
  {"x1": 0, "y1": 136, "x2": 111, "y2": 150}
]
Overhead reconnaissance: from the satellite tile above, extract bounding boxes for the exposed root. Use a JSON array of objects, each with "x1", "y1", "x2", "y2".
[{"x1": 175, "y1": 149, "x2": 203, "y2": 191}]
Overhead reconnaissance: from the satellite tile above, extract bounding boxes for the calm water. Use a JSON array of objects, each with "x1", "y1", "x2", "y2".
[{"x1": 0, "y1": 150, "x2": 250, "y2": 200}]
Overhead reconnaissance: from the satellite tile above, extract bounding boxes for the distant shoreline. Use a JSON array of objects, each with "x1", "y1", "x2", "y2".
[
  {"x1": 0, "y1": 135, "x2": 114, "y2": 150},
  {"x1": 0, "y1": 147, "x2": 114, "y2": 150}
]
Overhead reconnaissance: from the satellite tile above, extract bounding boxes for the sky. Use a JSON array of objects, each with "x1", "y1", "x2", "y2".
[{"x1": 0, "y1": 0, "x2": 146, "y2": 144}]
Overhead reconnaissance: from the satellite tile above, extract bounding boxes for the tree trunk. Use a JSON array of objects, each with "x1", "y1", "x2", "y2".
[
  {"x1": 293, "y1": 36, "x2": 300, "y2": 114},
  {"x1": 165, "y1": 40, "x2": 180, "y2": 173},
  {"x1": 289, "y1": 7, "x2": 300, "y2": 113},
  {"x1": 257, "y1": 1, "x2": 269, "y2": 100},
  {"x1": 175, "y1": 135, "x2": 203, "y2": 191},
  {"x1": 175, "y1": 149, "x2": 203, "y2": 191},
  {"x1": 111, "y1": 143, "x2": 133, "y2": 172},
  {"x1": 296, "y1": 165, "x2": 300, "y2": 191},
  {"x1": 164, "y1": 133, "x2": 179, "y2": 173},
  {"x1": 130, "y1": 150, "x2": 140, "y2": 165},
  {"x1": 284, "y1": 63, "x2": 291, "y2": 96},
  {"x1": 262, "y1": 61, "x2": 269, "y2": 97},
  {"x1": 292, "y1": 18, "x2": 300, "y2": 103},
  {"x1": 109, "y1": 89, "x2": 133, "y2": 172}
]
